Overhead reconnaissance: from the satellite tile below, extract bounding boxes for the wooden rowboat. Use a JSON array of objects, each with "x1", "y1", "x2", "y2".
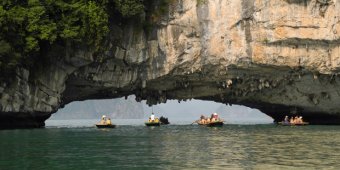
[
  {"x1": 198, "y1": 121, "x2": 224, "y2": 127},
  {"x1": 96, "y1": 124, "x2": 116, "y2": 128}
]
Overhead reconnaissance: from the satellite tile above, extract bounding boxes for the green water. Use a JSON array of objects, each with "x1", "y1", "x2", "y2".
[{"x1": 1, "y1": 125, "x2": 340, "y2": 169}]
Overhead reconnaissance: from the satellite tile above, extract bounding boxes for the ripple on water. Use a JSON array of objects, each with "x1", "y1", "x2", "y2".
[{"x1": 1, "y1": 125, "x2": 340, "y2": 169}]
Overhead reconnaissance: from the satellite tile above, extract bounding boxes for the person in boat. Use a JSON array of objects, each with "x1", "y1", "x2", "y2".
[
  {"x1": 210, "y1": 113, "x2": 221, "y2": 122},
  {"x1": 296, "y1": 116, "x2": 303, "y2": 124},
  {"x1": 283, "y1": 115, "x2": 289, "y2": 123},
  {"x1": 213, "y1": 113, "x2": 219, "y2": 121},
  {"x1": 100, "y1": 115, "x2": 107, "y2": 125},
  {"x1": 206, "y1": 117, "x2": 211, "y2": 123},
  {"x1": 106, "y1": 118, "x2": 112, "y2": 125},
  {"x1": 297, "y1": 116, "x2": 303, "y2": 123},
  {"x1": 199, "y1": 115, "x2": 206, "y2": 124},
  {"x1": 150, "y1": 113, "x2": 155, "y2": 122},
  {"x1": 210, "y1": 113, "x2": 215, "y2": 122},
  {"x1": 294, "y1": 116, "x2": 299, "y2": 124},
  {"x1": 290, "y1": 116, "x2": 294, "y2": 124}
]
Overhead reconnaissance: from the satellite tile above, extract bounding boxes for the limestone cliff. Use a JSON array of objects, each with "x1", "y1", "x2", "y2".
[{"x1": 1, "y1": 0, "x2": 340, "y2": 128}]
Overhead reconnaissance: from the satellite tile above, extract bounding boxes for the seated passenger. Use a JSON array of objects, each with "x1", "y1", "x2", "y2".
[
  {"x1": 106, "y1": 118, "x2": 112, "y2": 125},
  {"x1": 150, "y1": 113, "x2": 155, "y2": 122},
  {"x1": 294, "y1": 116, "x2": 299, "y2": 123},
  {"x1": 283, "y1": 116, "x2": 289, "y2": 123},
  {"x1": 296, "y1": 116, "x2": 303, "y2": 123},
  {"x1": 213, "y1": 113, "x2": 219, "y2": 119},
  {"x1": 100, "y1": 115, "x2": 106, "y2": 124},
  {"x1": 210, "y1": 113, "x2": 215, "y2": 122},
  {"x1": 200, "y1": 115, "x2": 206, "y2": 124}
]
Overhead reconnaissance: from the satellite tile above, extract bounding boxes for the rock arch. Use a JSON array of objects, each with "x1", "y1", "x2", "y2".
[{"x1": 1, "y1": 0, "x2": 340, "y2": 128}]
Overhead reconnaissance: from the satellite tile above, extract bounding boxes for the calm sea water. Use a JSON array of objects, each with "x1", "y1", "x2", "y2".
[{"x1": 1, "y1": 120, "x2": 340, "y2": 169}]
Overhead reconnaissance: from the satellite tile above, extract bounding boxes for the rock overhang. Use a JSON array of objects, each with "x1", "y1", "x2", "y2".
[{"x1": 1, "y1": 0, "x2": 340, "y2": 128}]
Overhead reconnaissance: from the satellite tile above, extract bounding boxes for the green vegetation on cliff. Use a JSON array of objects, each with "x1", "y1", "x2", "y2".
[{"x1": 0, "y1": 0, "x2": 153, "y2": 74}]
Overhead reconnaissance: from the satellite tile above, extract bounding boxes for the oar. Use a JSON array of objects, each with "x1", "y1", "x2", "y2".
[{"x1": 191, "y1": 120, "x2": 198, "y2": 125}]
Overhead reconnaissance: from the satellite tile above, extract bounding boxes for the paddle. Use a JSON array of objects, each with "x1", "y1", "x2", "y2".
[{"x1": 191, "y1": 120, "x2": 198, "y2": 125}]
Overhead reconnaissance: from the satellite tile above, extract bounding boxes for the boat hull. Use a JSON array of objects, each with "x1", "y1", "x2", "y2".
[
  {"x1": 198, "y1": 121, "x2": 224, "y2": 127},
  {"x1": 145, "y1": 122, "x2": 161, "y2": 126},
  {"x1": 96, "y1": 124, "x2": 116, "y2": 128},
  {"x1": 278, "y1": 122, "x2": 309, "y2": 126}
]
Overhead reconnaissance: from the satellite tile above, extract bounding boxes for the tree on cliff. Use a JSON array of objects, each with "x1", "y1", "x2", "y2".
[{"x1": 0, "y1": 0, "x2": 148, "y2": 75}]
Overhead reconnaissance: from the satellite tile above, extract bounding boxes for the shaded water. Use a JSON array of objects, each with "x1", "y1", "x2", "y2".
[{"x1": 1, "y1": 124, "x2": 340, "y2": 169}]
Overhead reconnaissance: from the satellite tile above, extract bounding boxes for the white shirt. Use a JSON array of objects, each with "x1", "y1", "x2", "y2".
[{"x1": 151, "y1": 114, "x2": 155, "y2": 120}]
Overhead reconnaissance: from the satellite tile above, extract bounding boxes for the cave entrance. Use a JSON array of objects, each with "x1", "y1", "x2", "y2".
[{"x1": 46, "y1": 96, "x2": 273, "y2": 127}]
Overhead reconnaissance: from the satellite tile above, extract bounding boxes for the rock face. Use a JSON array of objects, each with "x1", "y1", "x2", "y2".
[{"x1": 1, "y1": 0, "x2": 340, "y2": 128}]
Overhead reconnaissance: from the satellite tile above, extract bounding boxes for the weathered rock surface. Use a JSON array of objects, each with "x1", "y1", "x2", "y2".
[{"x1": 1, "y1": 0, "x2": 340, "y2": 128}]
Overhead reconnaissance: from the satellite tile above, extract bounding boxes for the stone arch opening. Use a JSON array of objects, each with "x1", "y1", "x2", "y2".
[{"x1": 47, "y1": 95, "x2": 273, "y2": 127}]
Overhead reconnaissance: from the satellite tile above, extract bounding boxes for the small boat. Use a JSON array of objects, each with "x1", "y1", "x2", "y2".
[
  {"x1": 278, "y1": 122, "x2": 309, "y2": 126},
  {"x1": 195, "y1": 113, "x2": 224, "y2": 127},
  {"x1": 145, "y1": 115, "x2": 163, "y2": 126},
  {"x1": 198, "y1": 121, "x2": 224, "y2": 127},
  {"x1": 95, "y1": 124, "x2": 116, "y2": 128},
  {"x1": 145, "y1": 122, "x2": 161, "y2": 126},
  {"x1": 96, "y1": 115, "x2": 115, "y2": 128}
]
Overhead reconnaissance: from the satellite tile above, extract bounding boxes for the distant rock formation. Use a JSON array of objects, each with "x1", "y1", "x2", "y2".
[
  {"x1": 50, "y1": 96, "x2": 144, "y2": 120},
  {"x1": 1, "y1": 0, "x2": 340, "y2": 128},
  {"x1": 215, "y1": 105, "x2": 273, "y2": 124}
]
